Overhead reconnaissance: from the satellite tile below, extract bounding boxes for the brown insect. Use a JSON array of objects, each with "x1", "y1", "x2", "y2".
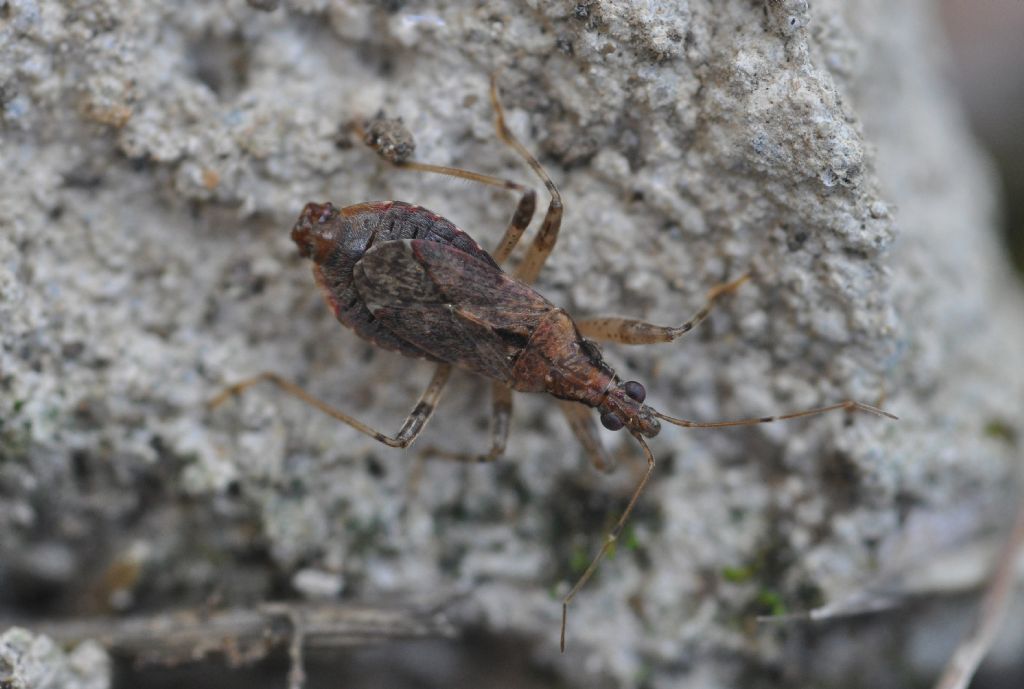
[{"x1": 212, "y1": 76, "x2": 895, "y2": 651}]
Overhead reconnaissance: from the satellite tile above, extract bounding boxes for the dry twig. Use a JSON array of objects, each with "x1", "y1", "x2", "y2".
[
  {"x1": 933, "y1": 492, "x2": 1024, "y2": 689},
  {"x1": 12, "y1": 600, "x2": 456, "y2": 670}
]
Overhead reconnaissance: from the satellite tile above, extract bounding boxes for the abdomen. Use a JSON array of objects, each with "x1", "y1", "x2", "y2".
[{"x1": 311, "y1": 201, "x2": 498, "y2": 360}]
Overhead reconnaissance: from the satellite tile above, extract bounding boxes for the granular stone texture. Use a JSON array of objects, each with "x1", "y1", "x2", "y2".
[
  {"x1": 1, "y1": 1, "x2": 1021, "y2": 687},
  {"x1": 0, "y1": 628, "x2": 109, "y2": 689}
]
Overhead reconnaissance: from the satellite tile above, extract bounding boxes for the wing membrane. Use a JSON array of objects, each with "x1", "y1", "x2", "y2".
[{"x1": 353, "y1": 239, "x2": 554, "y2": 382}]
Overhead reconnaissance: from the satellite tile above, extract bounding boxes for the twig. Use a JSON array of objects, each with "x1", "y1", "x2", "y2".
[
  {"x1": 267, "y1": 605, "x2": 307, "y2": 689},
  {"x1": 933, "y1": 492, "x2": 1024, "y2": 689},
  {"x1": 10, "y1": 600, "x2": 457, "y2": 669},
  {"x1": 756, "y1": 589, "x2": 901, "y2": 624}
]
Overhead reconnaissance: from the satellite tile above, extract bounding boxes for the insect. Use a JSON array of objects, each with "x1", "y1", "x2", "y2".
[{"x1": 212, "y1": 75, "x2": 896, "y2": 651}]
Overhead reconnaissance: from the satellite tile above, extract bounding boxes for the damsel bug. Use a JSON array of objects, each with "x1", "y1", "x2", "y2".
[{"x1": 212, "y1": 75, "x2": 895, "y2": 651}]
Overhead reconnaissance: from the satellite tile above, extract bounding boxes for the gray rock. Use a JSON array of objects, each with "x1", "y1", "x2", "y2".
[{"x1": 0, "y1": 628, "x2": 110, "y2": 689}]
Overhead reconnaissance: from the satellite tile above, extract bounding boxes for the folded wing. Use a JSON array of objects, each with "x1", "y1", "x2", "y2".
[{"x1": 353, "y1": 239, "x2": 555, "y2": 383}]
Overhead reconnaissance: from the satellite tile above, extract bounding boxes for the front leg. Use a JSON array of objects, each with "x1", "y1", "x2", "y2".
[{"x1": 556, "y1": 400, "x2": 614, "y2": 473}]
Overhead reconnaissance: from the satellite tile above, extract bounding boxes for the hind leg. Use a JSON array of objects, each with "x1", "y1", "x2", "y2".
[
  {"x1": 389, "y1": 159, "x2": 537, "y2": 266},
  {"x1": 361, "y1": 76, "x2": 564, "y2": 281},
  {"x1": 356, "y1": 94, "x2": 540, "y2": 266},
  {"x1": 488, "y1": 75, "x2": 564, "y2": 285}
]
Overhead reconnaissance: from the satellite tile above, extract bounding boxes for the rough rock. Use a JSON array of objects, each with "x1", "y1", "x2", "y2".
[{"x1": 0, "y1": 628, "x2": 109, "y2": 689}]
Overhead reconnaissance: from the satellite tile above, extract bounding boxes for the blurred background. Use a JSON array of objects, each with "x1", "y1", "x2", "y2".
[
  {"x1": 940, "y1": 0, "x2": 1024, "y2": 277},
  {"x1": 109, "y1": 4, "x2": 1024, "y2": 688}
]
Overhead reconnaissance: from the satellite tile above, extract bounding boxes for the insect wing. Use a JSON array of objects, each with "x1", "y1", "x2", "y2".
[{"x1": 353, "y1": 240, "x2": 553, "y2": 382}]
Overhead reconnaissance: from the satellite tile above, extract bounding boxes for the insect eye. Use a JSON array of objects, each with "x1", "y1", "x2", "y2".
[
  {"x1": 623, "y1": 381, "x2": 646, "y2": 403},
  {"x1": 600, "y1": 411, "x2": 625, "y2": 431}
]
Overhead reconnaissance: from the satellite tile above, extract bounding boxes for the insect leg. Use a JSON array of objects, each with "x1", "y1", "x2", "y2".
[
  {"x1": 209, "y1": 364, "x2": 453, "y2": 449},
  {"x1": 488, "y1": 75, "x2": 564, "y2": 285},
  {"x1": 391, "y1": 161, "x2": 537, "y2": 266},
  {"x1": 556, "y1": 400, "x2": 615, "y2": 473},
  {"x1": 418, "y1": 381, "x2": 513, "y2": 463},
  {"x1": 561, "y1": 432, "x2": 656, "y2": 652},
  {"x1": 575, "y1": 274, "x2": 750, "y2": 344},
  {"x1": 653, "y1": 399, "x2": 897, "y2": 429},
  {"x1": 353, "y1": 96, "x2": 537, "y2": 265}
]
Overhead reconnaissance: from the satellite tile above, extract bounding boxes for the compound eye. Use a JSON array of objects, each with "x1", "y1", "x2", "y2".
[
  {"x1": 623, "y1": 380, "x2": 646, "y2": 403},
  {"x1": 600, "y1": 411, "x2": 625, "y2": 431}
]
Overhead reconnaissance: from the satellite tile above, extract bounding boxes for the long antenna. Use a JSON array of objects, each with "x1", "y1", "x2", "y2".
[
  {"x1": 653, "y1": 399, "x2": 896, "y2": 429},
  {"x1": 561, "y1": 432, "x2": 657, "y2": 652}
]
